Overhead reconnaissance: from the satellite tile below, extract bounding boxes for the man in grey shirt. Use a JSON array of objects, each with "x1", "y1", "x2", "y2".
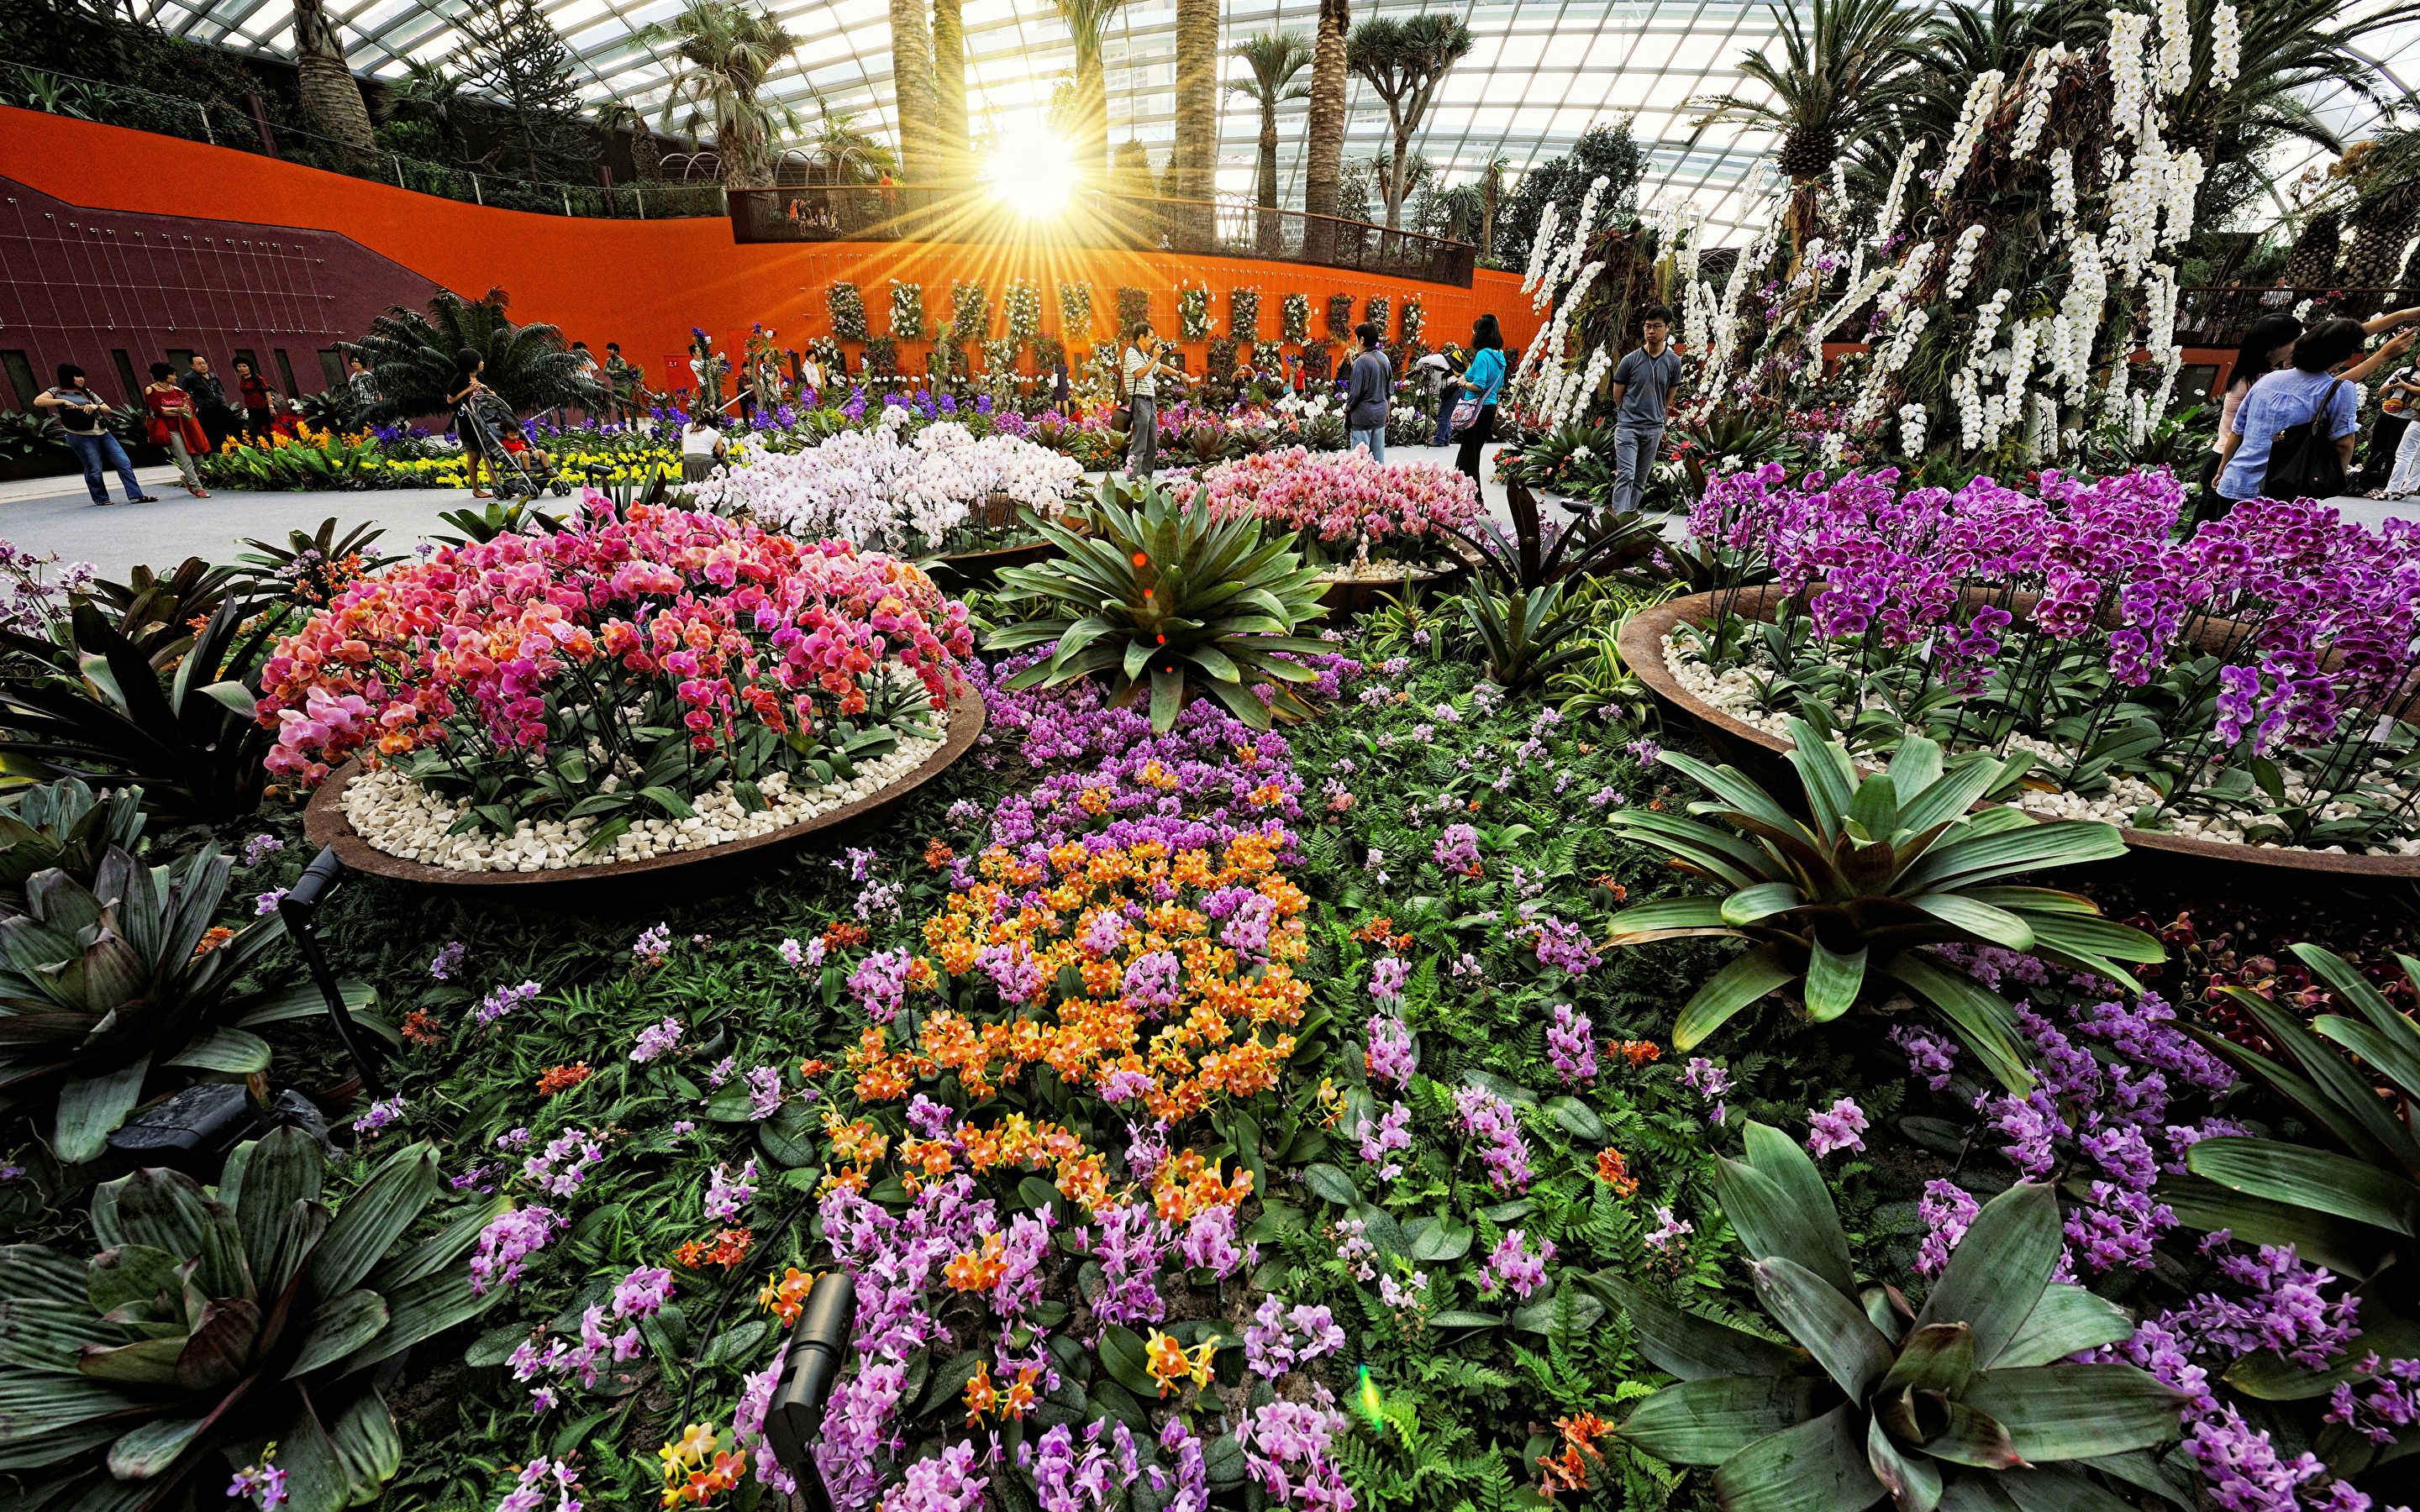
[
  {"x1": 1608, "y1": 304, "x2": 1682, "y2": 516},
  {"x1": 1122, "y1": 319, "x2": 1181, "y2": 478},
  {"x1": 1344, "y1": 322, "x2": 1392, "y2": 460}
]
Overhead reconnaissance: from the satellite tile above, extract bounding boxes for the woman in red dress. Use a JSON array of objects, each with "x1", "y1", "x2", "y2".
[
  {"x1": 143, "y1": 360, "x2": 211, "y2": 496},
  {"x1": 232, "y1": 358, "x2": 277, "y2": 440}
]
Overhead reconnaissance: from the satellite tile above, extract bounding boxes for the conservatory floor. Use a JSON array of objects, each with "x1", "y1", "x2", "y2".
[{"x1": 0, "y1": 449, "x2": 2389, "y2": 579}]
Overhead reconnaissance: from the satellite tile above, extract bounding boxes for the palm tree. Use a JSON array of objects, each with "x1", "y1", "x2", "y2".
[
  {"x1": 1052, "y1": 0, "x2": 1131, "y2": 181},
  {"x1": 354, "y1": 288, "x2": 600, "y2": 421},
  {"x1": 1168, "y1": 0, "x2": 1221, "y2": 244},
  {"x1": 290, "y1": 0, "x2": 375, "y2": 153},
  {"x1": 808, "y1": 107, "x2": 897, "y2": 184},
  {"x1": 1477, "y1": 152, "x2": 1505, "y2": 259},
  {"x1": 887, "y1": 0, "x2": 938, "y2": 181},
  {"x1": 1302, "y1": 0, "x2": 1351, "y2": 259},
  {"x1": 931, "y1": 0, "x2": 969, "y2": 183},
  {"x1": 2339, "y1": 127, "x2": 2420, "y2": 311},
  {"x1": 640, "y1": 0, "x2": 806, "y2": 190},
  {"x1": 1345, "y1": 12, "x2": 1472, "y2": 230},
  {"x1": 595, "y1": 101, "x2": 665, "y2": 181},
  {"x1": 1228, "y1": 31, "x2": 1313, "y2": 254},
  {"x1": 1695, "y1": 0, "x2": 1926, "y2": 252},
  {"x1": 1894, "y1": 0, "x2": 2095, "y2": 155}
]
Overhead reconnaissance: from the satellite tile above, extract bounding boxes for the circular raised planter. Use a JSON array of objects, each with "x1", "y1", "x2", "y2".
[
  {"x1": 1618, "y1": 587, "x2": 2420, "y2": 881},
  {"x1": 929, "y1": 538, "x2": 1055, "y2": 590},
  {"x1": 302, "y1": 680, "x2": 988, "y2": 907},
  {"x1": 1314, "y1": 560, "x2": 1466, "y2": 617}
]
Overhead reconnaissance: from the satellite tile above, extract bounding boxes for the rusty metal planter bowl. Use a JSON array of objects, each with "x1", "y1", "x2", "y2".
[
  {"x1": 1617, "y1": 587, "x2": 2420, "y2": 883},
  {"x1": 1314, "y1": 559, "x2": 1468, "y2": 617},
  {"x1": 301, "y1": 682, "x2": 987, "y2": 909}
]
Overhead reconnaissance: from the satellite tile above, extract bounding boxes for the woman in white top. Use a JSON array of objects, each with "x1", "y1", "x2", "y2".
[{"x1": 680, "y1": 413, "x2": 729, "y2": 484}]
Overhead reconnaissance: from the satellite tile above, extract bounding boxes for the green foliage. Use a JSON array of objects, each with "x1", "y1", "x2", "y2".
[
  {"x1": 0, "y1": 599, "x2": 279, "y2": 827},
  {"x1": 0, "y1": 1126, "x2": 494, "y2": 1509},
  {"x1": 1492, "y1": 123, "x2": 1646, "y2": 269},
  {"x1": 1606, "y1": 720, "x2": 2162, "y2": 1090},
  {"x1": 988, "y1": 475, "x2": 1332, "y2": 732},
  {"x1": 0, "y1": 778, "x2": 145, "y2": 911},
  {"x1": 1612, "y1": 1122, "x2": 2182, "y2": 1509},
  {"x1": 354, "y1": 288, "x2": 601, "y2": 423}
]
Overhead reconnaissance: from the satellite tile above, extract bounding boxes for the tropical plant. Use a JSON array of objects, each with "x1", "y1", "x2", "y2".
[
  {"x1": 235, "y1": 517, "x2": 395, "y2": 610},
  {"x1": 2163, "y1": 942, "x2": 2420, "y2": 1462},
  {"x1": 1302, "y1": 0, "x2": 1350, "y2": 253},
  {"x1": 0, "y1": 843, "x2": 366, "y2": 1163},
  {"x1": 1344, "y1": 13, "x2": 1473, "y2": 230},
  {"x1": 1228, "y1": 32, "x2": 1313, "y2": 254},
  {"x1": 1603, "y1": 722, "x2": 2163, "y2": 1091},
  {"x1": 930, "y1": 0, "x2": 969, "y2": 182},
  {"x1": 886, "y1": 0, "x2": 939, "y2": 180},
  {"x1": 76, "y1": 557, "x2": 240, "y2": 671},
  {"x1": 1604, "y1": 1122, "x2": 2185, "y2": 1509},
  {"x1": 988, "y1": 476, "x2": 1332, "y2": 732},
  {"x1": 1168, "y1": 0, "x2": 1220, "y2": 241},
  {"x1": 0, "y1": 778, "x2": 145, "y2": 911},
  {"x1": 641, "y1": 0, "x2": 806, "y2": 189},
  {"x1": 354, "y1": 288, "x2": 599, "y2": 422},
  {"x1": 0, "y1": 1126, "x2": 497, "y2": 1506},
  {"x1": 1456, "y1": 477, "x2": 1656, "y2": 596},
  {"x1": 1050, "y1": 0, "x2": 1131, "y2": 177},
  {"x1": 1461, "y1": 580, "x2": 1603, "y2": 692},
  {"x1": 0, "y1": 601, "x2": 279, "y2": 827},
  {"x1": 432, "y1": 496, "x2": 572, "y2": 545},
  {"x1": 289, "y1": 0, "x2": 375, "y2": 151}
]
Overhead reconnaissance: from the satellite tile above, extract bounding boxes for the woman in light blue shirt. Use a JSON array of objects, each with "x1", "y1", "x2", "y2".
[
  {"x1": 2214, "y1": 318, "x2": 2410, "y2": 502},
  {"x1": 1453, "y1": 313, "x2": 1507, "y2": 490}
]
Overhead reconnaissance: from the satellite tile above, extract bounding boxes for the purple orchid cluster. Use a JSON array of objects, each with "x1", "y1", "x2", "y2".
[{"x1": 1691, "y1": 465, "x2": 2420, "y2": 843}]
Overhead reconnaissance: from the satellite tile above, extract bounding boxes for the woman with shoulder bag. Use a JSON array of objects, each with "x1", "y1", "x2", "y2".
[
  {"x1": 2216, "y1": 318, "x2": 2410, "y2": 505},
  {"x1": 1451, "y1": 315, "x2": 1507, "y2": 491},
  {"x1": 143, "y1": 361, "x2": 210, "y2": 497}
]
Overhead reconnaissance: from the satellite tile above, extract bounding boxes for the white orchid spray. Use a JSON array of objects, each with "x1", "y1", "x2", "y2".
[
  {"x1": 1898, "y1": 402, "x2": 1929, "y2": 456},
  {"x1": 1875, "y1": 144, "x2": 1925, "y2": 245},
  {"x1": 2210, "y1": 3, "x2": 2242, "y2": 87},
  {"x1": 1933, "y1": 70, "x2": 2007, "y2": 202},
  {"x1": 2007, "y1": 47, "x2": 2067, "y2": 160},
  {"x1": 1521, "y1": 202, "x2": 1564, "y2": 301},
  {"x1": 1941, "y1": 224, "x2": 1991, "y2": 303}
]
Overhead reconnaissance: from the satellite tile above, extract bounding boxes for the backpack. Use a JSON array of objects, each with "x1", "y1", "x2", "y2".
[{"x1": 2260, "y1": 379, "x2": 2348, "y2": 501}]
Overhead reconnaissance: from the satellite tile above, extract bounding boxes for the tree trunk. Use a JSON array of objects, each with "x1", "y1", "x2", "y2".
[
  {"x1": 1302, "y1": 0, "x2": 1348, "y2": 260},
  {"x1": 1386, "y1": 129, "x2": 1409, "y2": 231},
  {"x1": 1170, "y1": 0, "x2": 1218, "y2": 248},
  {"x1": 1480, "y1": 164, "x2": 1497, "y2": 260},
  {"x1": 890, "y1": 0, "x2": 939, "y2": 182},
  {"x1": 1079, "y1": 54, "x2": 1110, "y2": 181},
  {"x1": 2340, "y1": 195, "x2": 2417, "y2": 317},
  {"x1": 930, "y1": 0, "x2": 968, "y2": 185},
  {"x1": 1255, "y1": 102, "x2": 1281, "y2": 255},
  {"x1": 292, "y1": 0, "x2": 375, "y2": 153}
]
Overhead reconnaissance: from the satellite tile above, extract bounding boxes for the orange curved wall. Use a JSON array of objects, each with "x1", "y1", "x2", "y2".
[{"x1": 0, "y1": 107, "x2": 1539, "y2": 391}]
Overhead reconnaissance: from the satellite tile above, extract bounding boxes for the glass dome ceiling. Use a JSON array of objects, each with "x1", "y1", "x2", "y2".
[{"x1": 145, "y1": 0, "x2": 2420, "y2": 243}]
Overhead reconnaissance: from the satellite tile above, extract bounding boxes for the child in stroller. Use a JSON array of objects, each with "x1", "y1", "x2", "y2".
[{"x1": 455, "y1": 381, "x2": 571, "y2": 498}]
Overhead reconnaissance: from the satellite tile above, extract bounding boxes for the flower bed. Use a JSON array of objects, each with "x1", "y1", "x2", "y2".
[
  {"x1": 691, "y1": 407, "x2": 1082, "y2": 555},
  {"x1": 1659, "y1": 464, "x2": 2420, "y2": 860},
  {"x1": 258, "y1": 496, "x2": 973, "y2": 869},
  {"x1": 1200, "y1": 446, "x2": 1481, "y2": 575}
]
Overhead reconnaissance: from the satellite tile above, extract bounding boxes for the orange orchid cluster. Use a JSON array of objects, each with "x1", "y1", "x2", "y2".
[
  {"x1": 822, "y1": 920, "x2": 871, "y2": 952},
  {"x1": 1144, "y1": 1329, "x2": 1221, "y2": 1397},
  {"x1": 1351, "y1": 916, "x2": 1415, "y2": 953},
  {"x1": 1594, "y1": 1147, "x2": 1641, "y2": 1197},
  {"x1": 924, "y1": 837, "x2": 956, "y2": 870},
  {"x1": 855, "y1": 835, "x2": 1310, "y2": 1123},
  {"x1": 893, "y1": 1109, "x2": 1112, "y2": 1213},
  {"x1": 816, "y1": 1110, "x2": 892, "y2": 1196},
  {"x1": 1537, "y1": 1413, "x2": 1616, "y2": 1499},
  {"x1": 536, "y1": 1063, "x2": 592, "y2": 1095},
  {"x1": 1151, "y1": 1150, "x2": 1254, "y2": 1224},
  {"x1": 757, "y1": 1266, "x2": 816, "y2": 1326},
  {"x1": 400, "y1": 1008, "x2": 444, "y2": 1047},
  {"x1": 1614, "y1": 1039, "x2": 1661, "y2": 1068},
  {"x1": 658, "y1": 1424, "x2": 747, "y2": 1509},
  {"x1": 963, "y1": 1359, "x2": 1044, "y2": 1425},
  {"x1": 674, "y1": 1228, "x2": 754, "y2": 1271}
]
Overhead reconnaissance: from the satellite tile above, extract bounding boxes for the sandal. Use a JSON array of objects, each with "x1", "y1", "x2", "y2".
[
  {"x1": 189, "y1": 486, "x2": 210, "y2": 498},
  {"x1": 471, "y1": 488, "x2": 495, "y2": 499}
]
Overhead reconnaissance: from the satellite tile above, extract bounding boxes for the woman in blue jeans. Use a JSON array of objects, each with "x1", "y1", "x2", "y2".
[{"x1": 35, "y1": 365, "x2": 156, "y2": 507}]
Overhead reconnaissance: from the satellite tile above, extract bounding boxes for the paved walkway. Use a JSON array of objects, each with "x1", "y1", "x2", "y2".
[{"x1": 0, "y1": 448, "x2": 2396, "y2": 580}]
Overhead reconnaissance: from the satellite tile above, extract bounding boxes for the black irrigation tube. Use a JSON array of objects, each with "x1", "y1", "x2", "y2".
[{"x1": 673, "y1": 1189, "x2": 817, "y2": 1429}]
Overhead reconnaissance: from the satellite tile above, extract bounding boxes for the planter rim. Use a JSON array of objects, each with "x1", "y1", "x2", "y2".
[
  {"x1": 301, "y1": 680, "x2": 986, "y2": 888},
  {"x1": 1618, "y1": 588, "x2": 2420, "y2": 879}
]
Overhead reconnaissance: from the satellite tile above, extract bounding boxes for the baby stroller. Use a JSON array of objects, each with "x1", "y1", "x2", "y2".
[{"x1": 460, "y1": 391, "x2": 576, "y2": 499}]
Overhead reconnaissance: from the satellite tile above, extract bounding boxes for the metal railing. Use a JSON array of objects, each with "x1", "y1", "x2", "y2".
[
  {"x1": 1, "y1": 64, "x2": 727, "y2": 220},
  {"x1": 728, "y1": 183, "x2": 1477, "y2": 287},
  {"x1": 2175, "y1": 286, "x2": 2412, "y2": 347}
]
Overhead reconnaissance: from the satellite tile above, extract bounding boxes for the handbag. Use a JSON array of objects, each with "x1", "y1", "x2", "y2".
[
  {"x1": 2260, "y1": 379, "x2": 2348, "y2": 501},
  {"x1": 1449, "y1": 396, "x2": 1481, "y2": 438}
]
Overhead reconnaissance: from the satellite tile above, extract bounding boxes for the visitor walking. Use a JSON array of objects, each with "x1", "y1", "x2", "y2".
[
  {"x1": 1122, "y1": 321, "x2": 1179, "y2": 478},
  {"x1": 1414, "y1": 345, "x2": 1457, "y2": 445},
  {"x1": 1608, "y1": 305, "x2": 1682, "y2": 516},
  {"x1": 604, "y1": 343, "x2": 639, "y2": 423},
  {"x1": 179, "y1": 354, "x2": 236, "y2": 454},
  {"x1": 1345, "y1": 323, "x2": 1392, "y2": 460},
  {"x1": 35, "y1": 365, "x2": 157, "y2": 507},
  {"x1": 2384, "y1": 368, "x2": 2420, "y2": 499},
  {"x1": 142, "y1": 361, "x2": 211, "y2": 497},
  {"x1": 2214, "y1": 319, "x2": 2402, "y2": 503},
  {"x1": 232, "y1": 358, "x2": 277, "y2": 441},
  {"x1": 1451, "y1": 314, "x2": 1507, "y2": 492},
  {"x1": 448, "y1": 349, "x2": 498, "y2": 499},
  {"x1": 346, "y1": 352, "x2": 380, "y2": 415}
]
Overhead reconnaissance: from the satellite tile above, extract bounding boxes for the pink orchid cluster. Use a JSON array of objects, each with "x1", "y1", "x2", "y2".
[
  {"x1": 1200, "y1": 446, "x2": 1481, "y2": 549},
  {"x1": 257, "y1": 496, "x2": 973, "y2": 784}
]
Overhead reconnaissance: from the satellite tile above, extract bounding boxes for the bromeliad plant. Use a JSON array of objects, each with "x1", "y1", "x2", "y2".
[
  {"x1": 1605, "y1": 722, "x2": 2162, "y2": 1090},
  {"x1": 989, "y1": 476, "x2": 1332, "y2": 732},
  {"x1": 0, "y1": 842, "x2": 380, "y2": 1163},
  {"x1": 0, "y1": 778, "x2": 145, "y2": 911},
  {"x1": 1607, "y1": 1121, "x2": 2185, "y2": 1510},
  {"x1": 0, "y1": 1127, "x2": 497, "y2": 1510}
]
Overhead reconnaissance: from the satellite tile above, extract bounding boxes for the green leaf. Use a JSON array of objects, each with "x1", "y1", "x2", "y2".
[
  {"x1": 1916, "y1": 1184, "x2": 2062, "y2": 1365},
  {"x1": 287, "y1": 1289, "x2": 390, "y2": 1379},
  {"x1": 1752, "y1": 1257, "x2": 1896, "y2": 1399},
  {"x1": 1877, "y1": 1323, "x2": 1975, "y2": 1396},
  {"x1": 162, "y1": 1027, "x2": 273, "y2": 1074},
  {"x1": 1993, "y1": 1285, "x2": 2137, "y2": 1369},
  {"x1": 1098, "y1": 1324, "x2": 1162, "y2": 1398},
  {"x1": 1424, "y1": 1310, "x2": 1505, "y2": 1329},
  {"x1": 1866, "y1": 1411, "x2": 1944, "y2": 1512},
  {"x1": 105, "y1": 1415, "x2": 206, "y2": 1480},
  {"x1": 1674, "y1": 942, "x2": 1801, "y2": 1050},
  {"x1": 55, "y1": 1057, "x2": 150, "y2": 1165},
  {"x1": 1541, "y1": 1096, "x2": 1605, "y2": 1142},
  {"x1": 309, "y1": 1143, "x2": 440, "y2": 1295},
  {"x1": 1708, "y1": 1404, "x2": 1887, "y2": 1512},
  {"x1": 1409, "y1": 1216, "x2": 1474, "y2": 1263},
  {"x1": 1718, "y1": 1122, "x2": 1858, "y2": 1299},
  {"x1": 1957, "y1": 1365, "x2": 2186, "y2": 1460},
  {"x1": 1722, "y1": 881, "x2": 1804, "y2": 926},
  {"x1": 1909, "y1": 895, "x2": 2037, "y2": 952},
  {"x1": 1802, "y1": 937, "x2": 1866, "y2": 1022},
  {"x1": 2186, "y1": 1138, "x2": 2420, "y2": 1237},
  {"x1": 1301, "y1": 1163, "x2": 1359, "y2": 1207},
  {"x1": 1994, "y1": 1465, "x2": 2144, "y2": 1512},
  {"x1": 1881, "y1": 953, "x2": 2036, "y2": 1093},
  {"x1": 2156, "y1": 1172, "x2": 2388, "y2": 1278},
  {"x1": 1616, "y1": 1376, "x2": 1829, "y2": 1466},
  {"x1": 1581, "y1": 1273, "x2": 1809, "y2": 1381}
]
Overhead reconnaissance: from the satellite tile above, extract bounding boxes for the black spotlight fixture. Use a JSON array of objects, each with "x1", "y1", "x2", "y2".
[{"x1": 763, "y1": 1271, "x2": 857, "y2": 1512}]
